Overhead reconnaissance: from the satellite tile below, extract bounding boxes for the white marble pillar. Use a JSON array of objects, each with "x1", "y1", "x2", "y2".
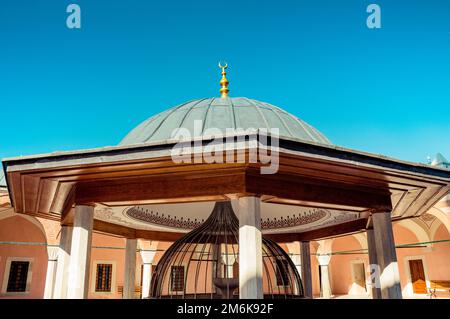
[
  {"x1": 300, "y1": 241, "x2": 313, "y2": 298},
  {"x1": 43, "y1": 246, "x2": 59, "y2": 299},
  {"x1": 287, "y1": 242, "x2": 302, "y2": 295},
  {"x1": 317, "y1": 255, "x2": 332, "y2": 299},
  {"x1": 53, "y1": 226, "x2": 73, "y2": 299},
  {"x1": 290, "y1": 253, "x2": 301, "y2": 278},
  {"x1": 238, "y1": 196, "x2": 263, "y2": 299},
  {"x1": 123, "y1": 238, "x2": 137, "y2": 299},
  {"x1": 371, "y1": 212, "x2": 402, "y2": 299},
  {"x1": 367, "y1": 228, "x2": 382, "y2": 299},
  {"x1": 140, "y1": 250, "x2": 156, "y2": 299},
  {"x1": 67, "y1": 205, "x2": 94, "y2": 299}
]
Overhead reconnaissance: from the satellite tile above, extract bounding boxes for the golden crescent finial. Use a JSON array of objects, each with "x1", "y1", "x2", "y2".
[
  {"x1": 218, "y1": 62, "x2": 229, "y2": 99},
  {"x1": 218, "y1": 62, "x2": 228, "y2": 70}
]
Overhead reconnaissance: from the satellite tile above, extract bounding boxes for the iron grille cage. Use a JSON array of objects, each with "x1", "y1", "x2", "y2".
[{"x1": 150, "y1": 201, "x2": 304, "y2": 299}]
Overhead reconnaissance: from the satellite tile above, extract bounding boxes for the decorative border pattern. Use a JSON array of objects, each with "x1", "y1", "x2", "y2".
[
  {"x1": 261, "y1": 209, "x2": 329, "y2": 229},
  {"x1": 126, "y1": 206, "x2": 331, "y2": 230},
  {"x1": 126, "y1": 207, "x2": 204, "y2": 230},
  {"x1": 319, "y1": 212, "x2": 360, "y2": 228},
  {"x1": 95, "y1": 207, "x2": 134, "y2": 227}
]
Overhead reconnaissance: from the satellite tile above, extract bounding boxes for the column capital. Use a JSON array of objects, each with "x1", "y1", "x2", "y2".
[
  {"x1": 222, "y1": 254, "x2": 237, "y2": 265},
  {"x1": 74, "y1": 203, "x2": 96, "y2": 207},
  {"x1": 140, "y1": 250, "x2": 156, "y2": 264},
  {"x1": 236, "y1": 194, "x2": 262, "y2": 200},
  {"x1": 317, "y1": 254, "x2": 331, "y2": 266},
  {"x1": 46, "y1": 246, "x2": 60, "y2": 261}
]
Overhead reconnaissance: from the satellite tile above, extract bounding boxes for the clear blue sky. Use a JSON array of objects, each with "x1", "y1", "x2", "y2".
[{"x1": 0, "y1": 0, "x2": 449, "y2": 163}]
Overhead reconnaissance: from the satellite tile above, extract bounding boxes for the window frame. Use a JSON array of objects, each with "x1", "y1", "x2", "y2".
[
  {"x1": 1, "y1": 257, "x2": 34, "y2": 296},
  {"x1": 169, "y1": 265, "x2": 185, "y2": 293},
  {"x1": 90, "y1": 260, "x2": 116, "y2": 295}
]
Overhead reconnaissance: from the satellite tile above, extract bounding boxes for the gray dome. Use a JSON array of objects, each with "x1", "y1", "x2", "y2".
[{"x1": 119, "y1": 97, "x2": 331, "y2": 145}]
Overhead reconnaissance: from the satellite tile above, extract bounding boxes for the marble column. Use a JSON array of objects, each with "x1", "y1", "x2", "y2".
[
  {"x1": 67, "y1": 205, "x2": 94, "y2": 299},
  {"x1": 238, "y1": 196, "x2": 263, "y2": 299},
  {"x1": 290, "y1": 253, "x2": 301, "y2": 280},
  {"x1": 317, "y1": 255, "x2": 332, "y2": 299},
  {"x1": 123, "y1": 238, "x2": 137, "y2": 299},
  {"x1": 287, "y1": 242, "x2": 302, "y2": 296},
  {"x1": 370, "y1": 212, "x2": 402, "y2": 299},
  {"x1": 300, "y1": 241, "x2": 313, "y2": 298},
  {"x1": 367, "y1": 228, "x2": 382, "y2": 299},
  {"x1": 43, "y1": 246, "x2": 59, "y2": 299},
  {"x1": 53, "y1": 226, "x2": 73, "y2": 299},
  {"x1": 140, "y1": 249, "x2": 156, "y2": 299}
]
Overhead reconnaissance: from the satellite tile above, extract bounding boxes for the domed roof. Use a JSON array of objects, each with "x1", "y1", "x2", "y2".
[{"x1": 119, "y1": 97, "x2": 331, "y2": 146}]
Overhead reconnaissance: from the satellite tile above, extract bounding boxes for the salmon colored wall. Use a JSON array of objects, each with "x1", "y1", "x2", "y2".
[
  {"x1": 427, "y1": 225, "x2": 450, "y2": 282},
  {"x1": 329, "y1": 236, "x2": 368, "y2": 296},
  {"x1": 88, "y1": 233, "x2": 126, "y2": 299},
  {"x1": 0, "y1": 216, "x2": 47, "y2": 299},
  {"x1": 434, "y1": 223, "x2": 450, "y2": 241},
  {"x1": 36, "y1": 217, "x2": 61, "y2": 245},
  {"x1": 310, "y1": 244, "x2": 320, "y2": 296},
  {"x1": 323, "y1": 223, "x2": 450, "y2": 297},
  {"x1": 154, "y1": 241, "x2": 172, "y2": 265},
  {"x1": 393, "y1": 224, "x2": 450, "y2": 296},
  {"x1": 393, "y1": 225, "x2": 425, "y2": 295}
]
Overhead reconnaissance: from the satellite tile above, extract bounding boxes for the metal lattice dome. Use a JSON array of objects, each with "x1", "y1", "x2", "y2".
[
  {"x1": 150, "y1": 201, "x2": 304, "y2": 299},
  {"x1": 119, "y1": 97, "x2": 331, "y2": 146}
]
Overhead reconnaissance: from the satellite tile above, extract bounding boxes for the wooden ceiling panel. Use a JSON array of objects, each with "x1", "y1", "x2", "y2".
[
  {"x1": 75, "y1": 171, "x2": 246, "y2": 204},
  {"x1": 246, "y1": 172, "x2": 392, "y2": 212}
]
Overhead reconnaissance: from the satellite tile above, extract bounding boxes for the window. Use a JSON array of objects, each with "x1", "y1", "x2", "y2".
[
  {"x1": 91, "y1": 261, "x2": 116, "y2": 294},
  {"x1": 275, "y1": 259, "x2": 290, "y2": 286},
  {"x1": 95, "y1": 263, "x2": 113, "y2": 292},
  {"x1": 7, "y1": 261, "x2": 30, "y2": 292},
  {"x1": 170, "y1": 266, "x2": 184, "y2": 292}
]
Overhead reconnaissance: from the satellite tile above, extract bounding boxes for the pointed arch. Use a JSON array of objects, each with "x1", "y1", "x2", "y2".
[
  {"x1": 395, "y1": 218, "x2": 432, "y2": 243},
  {"x1": 427, "y1": 207, "x2": 450, "y2": 237},
  {"x1": 351, "y1": 233, "x2": 368, "y2": 250},
  {"x1": 316, "y1": 239, "x2": 334, "y2": 255},
  {"x1": 0, "y1": 208, "x2": 47, "y2": 239}
]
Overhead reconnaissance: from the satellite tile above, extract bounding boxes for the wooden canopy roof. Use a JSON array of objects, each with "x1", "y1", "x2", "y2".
[{"x1": 3, "y1": 133, "x2": 450, "y2": 242}]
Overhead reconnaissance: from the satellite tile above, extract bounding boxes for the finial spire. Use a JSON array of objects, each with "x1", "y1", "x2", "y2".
[{"x1": 218, "y1": 62, "x2": 229, "y2": 98}]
